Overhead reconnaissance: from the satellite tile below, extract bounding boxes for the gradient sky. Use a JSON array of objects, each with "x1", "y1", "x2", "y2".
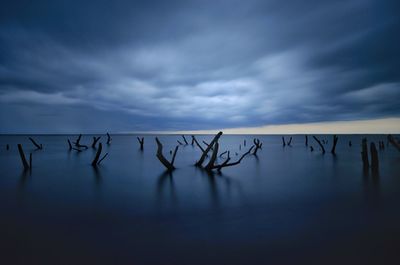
[{"x1": 0, "y1": 0, "x2": 399, "y2": 133}]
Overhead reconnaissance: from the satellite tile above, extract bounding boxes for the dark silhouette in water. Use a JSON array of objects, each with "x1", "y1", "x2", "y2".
[
  {"x1": 137, "y1": 137, "x2": 144, "y2": 150},
  {"x1": 155, "y1": 137, "x2": 179, "y2": 171},
  {"x1": 91, "y1": 136, "x2": 101, "y2": 148},
  {"x1": 313, "y1": 136, "x2": 325, "y2": 154},
  {"x1": 28, "y1": 137, "x2": 43, "y2": 150}
]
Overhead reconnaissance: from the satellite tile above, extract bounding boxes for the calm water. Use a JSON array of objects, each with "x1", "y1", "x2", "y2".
[{"x1": 0, "y1": 134, "x2": 399, "y2": 264}]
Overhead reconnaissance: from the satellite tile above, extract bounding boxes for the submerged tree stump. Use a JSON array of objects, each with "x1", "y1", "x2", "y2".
[
  {"x1": 92, "y1": 136, "x2": 101, "y2": 148},
  {"x1": 331, "y1": 135, "x2": 339, "y2": 154},
  {"x1": 287, "y1": 137, "x2": 292, "y2": 146},
  {"x1": 312, "y1": 136, "x2": 325, "y2": 154},
  {"x1": 29, "y1": 137, "x2": 43, "y2": 150},
  {"x1": 305, "y1": 135, "x2": 308, "y2": 146},
  {"x1": 195, "y1": 132, "x2": 223, "y2": 167},
  {"x1": 253, "y1": 138, "x2": 262, "y2": 155},
  {"x1": 182, "y1": 135, "x2": 188, "y2": 145},
  {"x1": 106, "y1": 133, "x2": 112, "y2": 145},
  {"x1": 155, "y1": 137, "x2": 179, "y2": 171},
  {"x1": 91, "y1": 143, "x2": 108, "y2": 166},
  {"x1": 282, "y1": 137, "x2": 286, "y2": 147},
  {"x1": 137, "y1": 137, "x2": 144, "y2": 150},
  {"x1": 17, "y1": 144, "x2": 30, "y2": 170}
]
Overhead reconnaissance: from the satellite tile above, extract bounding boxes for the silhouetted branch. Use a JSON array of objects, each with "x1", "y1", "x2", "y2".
[
  {"x1": 98, "y1": 153, "x2": 109, "y2": 165},
  {"x1": 192, "y1": 135, "x2": 205, "y2": 153},
  {"x1": 106, "y1": 133, "x2": 112, "y2": 145},
  {"x1": 205, "y1": 142, "x2": 220, "y2": 171},
  {"x1": 253, "y1": 138, "x2": 262, "y2": 155},
  {"x1": 177, "y1": 140, "x2": 183, "y2": 145},
  {"x1": 156, "y1": 137, "x2": 178, "y2": 171},
  {"x1": 312, "y1": 136, "x2": 325, "y2": 154},
  {"x1": 212, "y1": 146, "x2": 255, "y2": 171},
  {"x1": 331, "y1": 135, "x2": 339, "y2": 154},
  {"x1": 182, "y1": 135, "x2": 188, "y2": 145},
  {"x1": 73, "y1": 134, "x2": 88, "y2": 149},
  {"x1": 92, "y1": 136, "x2": 101, "y2": 148},
  {"x1": 305, "y1": 135, "x2": 308, "y2": 146},
  {"x1": 29, "y1": 137, "x2": 43, "y2": 149},
  {"x1": 282, "y1": 137, "x2": 286, "y2": 147},
  {"x1": 67, "y1": 139, "x2": 72, "y2": 150},
  {"x1": 287, "y1": 137, "x2": 292, "y2": 146},
  {"x1": 137, "y1": 137, "x2": 144, "y2": 150},
  {"x1": 219, "y1": 150, "x2": 228, "y2": 157},
  {"x1": 195, "y1": 131, "x2": 223, "y2": 167},
  {"x1": 191, "y1": 135, "x2": 195, "y2": 145},
  {"x1": 17, "y1": 144, "x2": 29, "y2": 169},
  {"x1": 92, "y1": 143, "x2": 103, "y2": 166}
]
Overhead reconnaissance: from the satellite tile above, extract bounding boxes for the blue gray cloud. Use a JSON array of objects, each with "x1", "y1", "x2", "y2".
[{"x1": 0, "y1": 0, "x2": 399, "y2": 133}]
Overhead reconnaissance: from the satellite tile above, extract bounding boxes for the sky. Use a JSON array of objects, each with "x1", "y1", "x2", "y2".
[{"x1": 0, "y1": 0, "x2": 399, "y2": 133}]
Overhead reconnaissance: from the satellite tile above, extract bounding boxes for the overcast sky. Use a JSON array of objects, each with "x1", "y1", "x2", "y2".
[{"x1": 0, "y1": 0, "x2": 399, "y2": 133}]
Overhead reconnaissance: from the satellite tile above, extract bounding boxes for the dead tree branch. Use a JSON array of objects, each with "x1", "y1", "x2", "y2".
[
  {"x1": 137, "y1": 137, "x2": 144, "y2": 150},
  {"x1": 91, "y1": 143, "x2": 103, "y2": 166},
  {"x1": 287, "y1": 137, "x2": 292, "y2": 146},
  {"x1": 312, "y1": 136, "x2": 325, "y2": 154},
  {"x1": 155, "y1": 137, "x2": 179, "y2": 171},
  {"x1": 29, "y1": 137, "x2": 43, "y2": 149},
  {"x1": 106, "y1": 133, "x2": 112, "y2": 145},
  {"x1": 361, "y1": 138, "x2": 369, "y2": 169},
  {"x1": 17, "y1": 144, "x2": 30, "y2": 169},
  {"x1": 305, "y1": 135, "x2": 308, "y2": 146},
  {"x1": 282, "y1": 136, "x2": 286, "y2": 147},
  {"x1": 331, "y1": 135, "x2": 339, "y2": 154},
  {"x1": 253, "y1": 138, "x2": 262, "y2": 155},
  {"x1": 195, "y1": 131, "x2": 223, "y2": 167},
  {"x1": 192, "y1": 135, "x2": 205, "y2": 153},
  {"x1": 182, "y1": 135, "x2": 188, "y2": 145},
  {"x1": 92, "y1": 136, "x2": 101, "y2": 148},
  {"x1": 212, "y1": 146, "x2": 254, "y2": 172},
  {"x1": 370, "y1": 142, "x2": 379, "y2": 173}
]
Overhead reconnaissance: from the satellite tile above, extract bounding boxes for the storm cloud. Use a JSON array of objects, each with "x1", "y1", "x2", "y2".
[{"x1": 0, "y1": 0, "x2": 399, "y2": 133}]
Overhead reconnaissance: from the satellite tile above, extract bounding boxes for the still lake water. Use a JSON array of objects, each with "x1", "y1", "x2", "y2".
[{"x1": 0, "y1": 134, "x2": 399, "y2": 264}]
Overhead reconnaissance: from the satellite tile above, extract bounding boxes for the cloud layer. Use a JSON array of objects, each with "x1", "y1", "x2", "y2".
[{"x1": 0, "y1": 0, "x2": 399, "y2": 133}]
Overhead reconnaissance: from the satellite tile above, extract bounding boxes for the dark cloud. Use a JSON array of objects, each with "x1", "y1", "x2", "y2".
[{"x1": 0, "y1": 0, "x2": 399, "y2": 133}]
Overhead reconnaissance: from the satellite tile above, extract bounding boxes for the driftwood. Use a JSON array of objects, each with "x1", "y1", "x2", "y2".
[
  {"x1": 91, "y1": 143, "x2": 108, "y2": 166},
  {"x1": 17, "y1": 144, "x2": 30, "y2": 169},
  {"x1": 282, "y1": 137, "x2": 286, "y2": 147},
  {"x1": 388, "y1": 135, "x2": 400, "y2": 151},
  {"x1": 29, "y1": 137, "x2": 43, "y2": 149},
  {"x1": 305, "y1": 135, "x2": 308, "y2": 146},
  {"x1": 191, "y1": 135, "x2": 205, "y2": 153},
  {"x1": 73, "y1": 134, "x2": 88, "y2": 149},
  {"x1": 137, "y1": 137, "x2": 144, "y2": 150},
  {"x1": 209, "y1": 145, "x2": 254, "y2": 172},
  {"x1": 182, "y1": 135, "x2": 188, "y2": 145},
  {"x1": 287, "y1": 137, "x2": 292, "y2": 146},
  {"x1": 331, "y1": 135, "x2": 339, "y2": 154},
  {"x1": 106, "y1": 133, "x2": 112, "y2": 145},
  {"x1": 312, "y1": 136, "x2": 325, "y2": 154},
  {"x1": 361, "y1": 138, "x2": 369, "y2": 169},
  {"x1": 67, "y1": 139, "x2": 72, "y2": 150},
  {"x1": 253, "y1": 138, "x2": 262, "y2": 155},
  {"x1": 195, "y1": 132, "x2": 223, "y2": 167},
  {"x1": 370, "y1": 142, "x2": 379, "y2": 173},
  {"x1": 92, "y1": 136, "x2": 101, "y2": 148},
  {"x1": 219, "y1": 151, "x2": 228, "y2": 157},
  {"x1": 155, "y1": 137, "x2": 179, "y2": 171}
]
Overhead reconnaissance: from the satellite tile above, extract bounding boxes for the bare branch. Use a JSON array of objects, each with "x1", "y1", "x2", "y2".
[{"x1": 312, "y1": 136, "x2": 325, "y2": 154}]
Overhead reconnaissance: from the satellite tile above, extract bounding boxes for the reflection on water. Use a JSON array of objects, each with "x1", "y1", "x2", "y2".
[{"x1": 0, "y1": 134, "x2": 399, "y2": 264}]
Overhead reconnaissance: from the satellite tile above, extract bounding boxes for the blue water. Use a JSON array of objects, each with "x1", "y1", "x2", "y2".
[{"x1": 0, "y1": 134, "x2": 399, "y2": 264}]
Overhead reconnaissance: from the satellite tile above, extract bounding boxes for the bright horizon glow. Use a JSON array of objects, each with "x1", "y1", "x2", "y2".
[{"x1": 160, "y1": 118, "x2": 400, "y2": 135}]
